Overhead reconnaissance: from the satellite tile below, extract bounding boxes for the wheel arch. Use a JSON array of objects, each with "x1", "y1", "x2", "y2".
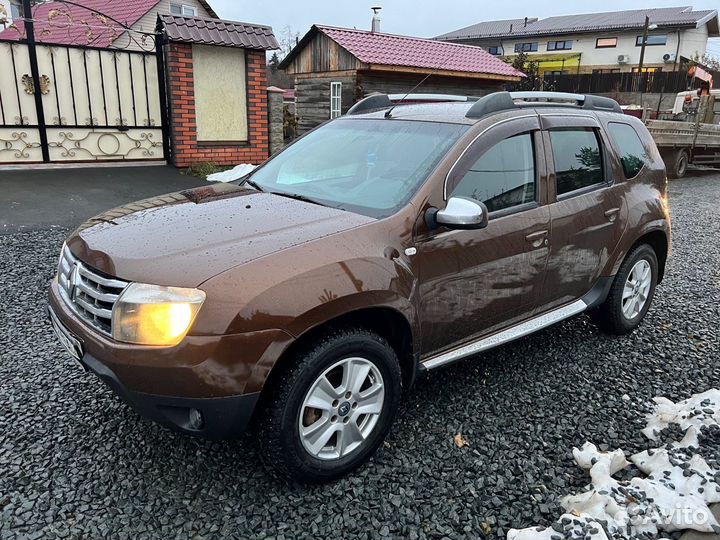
[
  {"x1": 255, "y1": 306, "x2": 417, "y2": 418},
  {"x1": 637, "y1": 229, "x2": 669, "y2": 283},
  {"x1": 612, "y1": 227, "x2": 669, "y2": 283}
]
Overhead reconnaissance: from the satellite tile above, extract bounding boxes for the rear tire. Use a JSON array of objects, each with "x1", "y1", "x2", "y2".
[
  {"x1": 591, "y1": 244, "x2": 658, "y2": 335},
  {"x1": 663, "y1": 148, "x2": 689, "y2": 179},
  {"x1": 258, "y1": 328, "x2": 402, "y2": 483}
]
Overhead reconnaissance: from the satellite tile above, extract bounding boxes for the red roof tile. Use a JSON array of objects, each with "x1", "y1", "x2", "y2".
[
  {"x1": 160, "y1": 14, "x2": 278, "y2": 50},
  {"x1": 0, "y1": 0, "x2": 160, "y2": 48},
  {"x1": 316, "y1": 26, "x2": 524, "y2": 79}
]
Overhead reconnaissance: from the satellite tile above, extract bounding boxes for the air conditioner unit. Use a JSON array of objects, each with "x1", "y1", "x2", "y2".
[
  {"x1": 618, "y1": 54, "x2": 630, "y2": 64},
  {"x1": 663, "y1": 53, "x2": 677, "y2": 63}
]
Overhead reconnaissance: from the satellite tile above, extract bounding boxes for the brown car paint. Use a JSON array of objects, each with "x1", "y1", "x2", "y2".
[{"x1": 48, "y1": 102, "x2": 670, "y2": 435}]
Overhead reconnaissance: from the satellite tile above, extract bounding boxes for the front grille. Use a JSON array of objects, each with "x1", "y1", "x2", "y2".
[{"x1": 57, "y1": 245, "x2": 129, "y2": 336}]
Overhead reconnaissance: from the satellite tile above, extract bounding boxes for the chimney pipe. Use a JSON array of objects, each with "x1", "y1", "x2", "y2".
[
  {"x1": 371, "y1": 6, "x2": 381, "y2": 33},
  {"x1": 524, "y1": 17, "x2": 528, "y2": 27}
]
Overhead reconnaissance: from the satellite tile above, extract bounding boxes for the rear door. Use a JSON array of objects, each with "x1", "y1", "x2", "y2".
[
  {"x1": 415, "y1": 116, "x2": 552, "y2": 356},
  {"x1": 538, "y1": 114, "x2": 627, "y2": 310}
]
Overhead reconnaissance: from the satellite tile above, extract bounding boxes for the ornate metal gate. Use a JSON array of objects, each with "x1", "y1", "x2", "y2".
[{"x1": 0, "y1": 0, "x2": 169, "y2": 164}]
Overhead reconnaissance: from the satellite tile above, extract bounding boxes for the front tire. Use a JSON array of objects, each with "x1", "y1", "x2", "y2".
[
  {"x1": 591, "y1": 244, "x2": 658, "y2": 335},
  {"x1": 258, "y1": 328, "x2": 402, "y2": 483}
]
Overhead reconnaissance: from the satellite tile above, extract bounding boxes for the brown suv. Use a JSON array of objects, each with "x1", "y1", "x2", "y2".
[{"x1": 48, "y1": 91, "x2": 671, "y2": 482}]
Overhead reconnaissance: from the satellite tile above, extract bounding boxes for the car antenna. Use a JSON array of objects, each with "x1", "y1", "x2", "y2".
[{"x1": 384, "y1": 47, "x2": 463, "y2": 118}]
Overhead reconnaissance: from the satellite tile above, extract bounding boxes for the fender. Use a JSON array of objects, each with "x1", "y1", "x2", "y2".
[{"x1": 608, "y1": 218, "x2": 670, "y2": 278}]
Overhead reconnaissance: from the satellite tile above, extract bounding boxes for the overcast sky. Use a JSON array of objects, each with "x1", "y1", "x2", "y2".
[{"x1": 213, "y1": 0, "x2": 720, "y2": 58}]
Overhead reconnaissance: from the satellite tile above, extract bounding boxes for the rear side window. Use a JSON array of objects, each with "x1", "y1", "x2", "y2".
[
  {"x1": 549, "y1": 128, "x2": 604, "y2": 196},
  {"x1": 608, "y1": 122, "x2": 649, "y2": 178},
  {"x1": 452, "y1": 134, "x2": 536, "y2": 213}
]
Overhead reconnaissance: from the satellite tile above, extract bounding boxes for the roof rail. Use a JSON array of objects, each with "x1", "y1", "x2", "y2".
[
  {"x1": 387, "y1": 93, "x2": 480, "y2": 103},
  {"x1": 465, "y1": 91, "x2": 622, "y2": 118},
  {"x1": 347, "y1": 93, "x2": 479, "y2": 115},
  {"x1": 347, "y1": 94, "x2": 393, "y2": 115}
]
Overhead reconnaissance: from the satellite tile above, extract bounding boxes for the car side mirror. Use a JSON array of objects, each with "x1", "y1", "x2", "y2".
[{"x1": 428, "y1": 196, "x2": 489, "y2": 230}]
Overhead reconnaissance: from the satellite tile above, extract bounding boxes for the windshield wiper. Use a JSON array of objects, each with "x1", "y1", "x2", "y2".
[
  {"x1": 269, "y1": 191, "x2": 327, "y2": 207},
  {"x1": 243, "y1": 178, "x2": 264, "y2": 192}
]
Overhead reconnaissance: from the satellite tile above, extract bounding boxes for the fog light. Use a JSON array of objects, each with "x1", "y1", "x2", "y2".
[{"x1": 189, "y1": 408, "x2": 204, "y2": 430}]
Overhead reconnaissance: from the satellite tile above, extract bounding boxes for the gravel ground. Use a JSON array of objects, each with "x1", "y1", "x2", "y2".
[{"x1": 1, "y1": 173, "x2": 719, "y2": 540}]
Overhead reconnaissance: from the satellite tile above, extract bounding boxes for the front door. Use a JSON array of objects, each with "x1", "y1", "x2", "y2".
[
  {"x1": 538, "y1": 115, "x2": 627, "y2": 310},
  {"x1": 415, "y1": 117, "x2": 551, "y2": 357}
]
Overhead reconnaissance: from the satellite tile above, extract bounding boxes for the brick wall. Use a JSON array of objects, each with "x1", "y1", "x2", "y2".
[{"x1": 166, "y1": 42, "x2": 269, "y2": 168}]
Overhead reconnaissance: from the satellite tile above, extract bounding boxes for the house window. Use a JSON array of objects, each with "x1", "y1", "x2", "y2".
[
  {"x1": 545, "y1": 70, "x2": 568, "y2": 77},
  {"x1": 547, "y1": 40, "x2": 573, "y2": 51},
  {"x1": 170, "y1": 3, "x2": 197, "y2": 16},
  {"x1": 514, "y1": 42, "x2": 538, "y2": 53},
  {"x1": 636, "y1": 35, "x2": 667, "y2": 46},
  {"x1": 330, "y1": 82, "x2": 342, "y2": 119},
  {"x1": 487, "y1": 46, "x2": 501, "y2": 55},
  {"x1": 632, "y1": 67, "x2": 661, "y2": 73},
  {"x1": 9, "y1": 0, "x2": 22, "y2": 19},
  {"x1": 592, "y1": 68, "x2": 620, "y2": 74},
  {"x1": 596, "y1": 37, "x2": 618, "y2": 48}
]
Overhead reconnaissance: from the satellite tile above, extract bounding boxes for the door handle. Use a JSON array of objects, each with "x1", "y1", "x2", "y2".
[
  {"x1": 604, "y1": 208, "x2": 620, "y2": 222},
  {"x1": 525, "y1": 230, "x2": 549, "y2": 248}
]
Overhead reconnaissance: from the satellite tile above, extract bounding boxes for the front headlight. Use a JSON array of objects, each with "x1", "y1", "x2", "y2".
[{"x1": 112, "y1": 283, "x2": 206, "y2": 346}]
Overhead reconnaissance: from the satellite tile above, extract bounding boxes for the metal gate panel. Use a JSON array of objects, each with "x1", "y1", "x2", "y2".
[
  {"x1": 0, "y1": 42, "x2": 43, "y2": 162},
  {"x1": 45, "y1": 127, "x2": 163, "y2": 161},
  {"x1": 0, "y1": 0, "x2": 169, "y2": 164}
]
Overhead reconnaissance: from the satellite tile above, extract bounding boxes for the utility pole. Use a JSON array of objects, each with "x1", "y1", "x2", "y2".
[
  {"x1": 637, "y1": 16, "x2": 650, "y2": 75},
  {"x1": 637, "y1": 16, "x2": 658, "y2": 94}
]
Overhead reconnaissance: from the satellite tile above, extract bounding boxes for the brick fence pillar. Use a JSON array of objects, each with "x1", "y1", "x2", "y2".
[{"x1": 166, "y1": 42, "x2": 270, "y2": 168}]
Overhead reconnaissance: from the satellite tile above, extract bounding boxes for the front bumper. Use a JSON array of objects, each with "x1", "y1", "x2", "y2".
[
  {"x1": 80, "y1": 352, "x2": 258, "y2": 439},
  {"x1": 48, "y1": 280, "x2": 294, "y2": 439}
]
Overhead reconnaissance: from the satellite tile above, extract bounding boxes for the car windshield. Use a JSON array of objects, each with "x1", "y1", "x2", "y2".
[{"x1": 245, "y1": 118, "x2": 468, "y2": 218}]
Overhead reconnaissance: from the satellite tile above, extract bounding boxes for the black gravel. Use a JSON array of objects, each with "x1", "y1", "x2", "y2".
[{"x1": 1, "y1": 173, "x2": 719, "y2": 540}]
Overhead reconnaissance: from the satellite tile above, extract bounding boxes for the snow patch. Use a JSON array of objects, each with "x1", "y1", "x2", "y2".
[
  {"x1": 507, "y1": 390, "x2": 720, "y2": 540},
  {"x1": 207, "y1": 163, "x2": 257, "y2": 183}
]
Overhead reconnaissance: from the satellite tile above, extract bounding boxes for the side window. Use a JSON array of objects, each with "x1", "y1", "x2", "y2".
[
  {"x1": 608, "y1": 122, "x2": 650, "y2": 178},
  {"x1": 549, "y1": 128, "x2": 604, "y2": 196},
  {"x1": 452, "y1": 134, "x2": 536, "y2": 213}
]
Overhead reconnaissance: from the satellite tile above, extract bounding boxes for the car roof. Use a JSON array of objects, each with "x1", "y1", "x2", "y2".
[
  {"x1": 345, "y1": 102, "x2": 480, "y2": 125},
  {"x1": 341, "y1": 92, "x2": 628, "y2": 126}
]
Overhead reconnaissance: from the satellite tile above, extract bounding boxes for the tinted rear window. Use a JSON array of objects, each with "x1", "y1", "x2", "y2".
[
  {"x1": 608, "y1": 122, "x2": 650, "y2": 178},
  {"x1": 549, "y1": 128, "x2": 604, "y2": 196}
]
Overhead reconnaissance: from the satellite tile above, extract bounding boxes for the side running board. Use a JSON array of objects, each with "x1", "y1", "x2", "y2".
[{"x1": 421, "y1": 299, "x2": 588, "y2": 370}]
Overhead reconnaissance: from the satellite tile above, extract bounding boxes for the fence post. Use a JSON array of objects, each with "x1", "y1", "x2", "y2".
[
  {"x1": 267, "y1": 87, "x2": 284, "y2": 156},
  {"x1": 154, "y1": 28, "x2": 171, "y2": 163},
  {"x1": 22, "y1": 0, "x2": 49, "y2": 162}
]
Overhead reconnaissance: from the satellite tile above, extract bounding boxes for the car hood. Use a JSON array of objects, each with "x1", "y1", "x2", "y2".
[{"x1": 66, "y1": 182, "x2": 374, "y2": 288}]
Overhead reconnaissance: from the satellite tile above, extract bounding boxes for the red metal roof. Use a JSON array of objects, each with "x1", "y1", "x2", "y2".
[
  {"x1": 316, "y1": 25, "x2": 524, "y2": 79},
  {"x1": 0, "y1": 0, "x2": 161, "y2": 47}
]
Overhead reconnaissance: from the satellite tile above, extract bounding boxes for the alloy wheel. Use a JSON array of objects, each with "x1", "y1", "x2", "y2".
[
  {"x1": 622, "y1": 259, "x2": 652, "y2": 320},
  {"x1": 298, "y1": 357, "x2": 384, "y2": 460}
]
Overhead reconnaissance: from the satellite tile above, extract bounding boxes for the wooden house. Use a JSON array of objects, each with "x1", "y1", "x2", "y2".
[{"x1": 279, "y1": 25, "x2": 525, "y2": 133}]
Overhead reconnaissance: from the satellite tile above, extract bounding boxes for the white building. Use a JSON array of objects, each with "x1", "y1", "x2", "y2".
[
  {"x1": 0, "y1": 0, "x2": 20, "y2": 27},
  {"x1": 436, "y1": 7, "x2": 719, "y2": 76}
]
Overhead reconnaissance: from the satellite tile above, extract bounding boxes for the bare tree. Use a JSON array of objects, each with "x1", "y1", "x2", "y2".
[{"x1": 278, "y1": 25, "x2": 300, "y2": 60}]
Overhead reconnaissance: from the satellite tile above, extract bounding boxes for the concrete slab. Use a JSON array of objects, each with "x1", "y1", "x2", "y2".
[
  {"x1": 0, "y1": 165, "x2": 204, "y2": 233},
  {"x1": 680, "y1": 504, "x2": 720, "y2": 540}
]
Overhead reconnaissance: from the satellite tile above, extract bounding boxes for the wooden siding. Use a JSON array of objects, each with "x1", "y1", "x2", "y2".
[
  {"x1": 357, "y1": 70, "x2": 505, "y2": 98},
  {"x1": 286, "y1": 32, "x2": 361, "y2": 75},
  {"x1": 295, "y1": 73, "x2": 357, "y2": 134}
]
